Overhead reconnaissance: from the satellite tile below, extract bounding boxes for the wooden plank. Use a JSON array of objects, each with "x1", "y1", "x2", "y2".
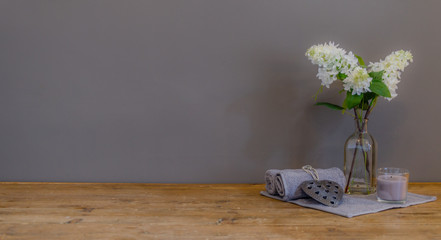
[{"x1": 0, "y1": 183, "x2": 440, "y2": 240}]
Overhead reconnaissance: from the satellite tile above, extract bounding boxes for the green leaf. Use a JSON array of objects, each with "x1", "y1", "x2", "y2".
[
  {"x1": 337, "y1": 72, "x2": 347, "y2": 80},
  {"x1": 343, "y1": 91, "x2": 363, "y2": 109},
  {"x1": 363, "y1": 92, "x2": 377, "y2": 101},
  {"x1": 368, "y1": 71, "x2": 384, "y2": 82},
  {"x1": 369, "y1": 81, "x2": 391, "y2": 98},
  {"x1": 367, "y1": 70, "x2": 390, "y2": 97},
  {"x1": 315, "y1": 102, "x2": 344, "y2": 110},
  {"x1": 355, "y1": 55, "x2": 366, "y2": 68},
  {"x1": 359, "y1": 92, "x2": 377, "y2": 110}
]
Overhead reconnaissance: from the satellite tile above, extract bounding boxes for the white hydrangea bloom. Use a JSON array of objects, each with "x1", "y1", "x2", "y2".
[
  {"x1": 306, "y1": 42, "x2": 358, "y2": 88},
  {"x1": 316, "y1": 67, "x2": 337, "y2": 87},
  {"x1": 369, "y1": 50, "x2": 413, "y2": 100},
  {"x1": 343, "y1": 67, "x2": 372, "y2": 95}
]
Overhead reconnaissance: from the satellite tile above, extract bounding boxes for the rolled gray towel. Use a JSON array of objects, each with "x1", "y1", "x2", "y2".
[
  {"x1": 269, "y1": 167, "x2": 346, "y2": 201},
  {"x1": 265, "y1": 169, "x2": 279, "y2": 195}
]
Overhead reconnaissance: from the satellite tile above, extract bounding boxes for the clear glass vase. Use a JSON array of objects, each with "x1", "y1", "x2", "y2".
[{"x1": 344, "y1": 118, "x2": 377, "y2": 194}]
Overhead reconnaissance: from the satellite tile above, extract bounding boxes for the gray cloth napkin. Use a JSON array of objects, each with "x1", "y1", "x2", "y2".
[
  {"x1": 266, "y1": 168, "x2": 346, "y2": 201},
  {"x1": 260, "y1": 191, "x2": 437, "y2": 218}
]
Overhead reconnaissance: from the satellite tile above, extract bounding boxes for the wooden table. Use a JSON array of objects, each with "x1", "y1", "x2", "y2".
[{"x1": 0, "y1": 182, "x2": 440, "y2": 239}]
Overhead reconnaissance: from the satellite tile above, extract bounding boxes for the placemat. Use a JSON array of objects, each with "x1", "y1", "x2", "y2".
[{"x1": 260, "y1": 191, "x2": 436, "y2": 218}]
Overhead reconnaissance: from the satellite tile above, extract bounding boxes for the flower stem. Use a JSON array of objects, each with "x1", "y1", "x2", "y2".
[
  {"x1": 345, "y1": 108, "x2": 361, "y2": 193},
  {"x1": 345, "y1": 137, "x2": 360, "y2": 193}
]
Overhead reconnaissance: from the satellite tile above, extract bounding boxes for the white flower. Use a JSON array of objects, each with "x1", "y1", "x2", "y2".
[
  {"x1": 343, "y1": 67, "x2": 372, "y2": 95},
  {"x1": 316, "y1": 67, "x2": 337, "y2": 87},
  {"x1": 306, "y1": 42, "x2": 358, "y2": 88},
  {"x1": 369, "y1": 50, "x2": 413, "y2": 100}
]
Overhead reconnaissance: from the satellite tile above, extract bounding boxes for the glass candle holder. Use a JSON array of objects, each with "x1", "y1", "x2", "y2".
[{"x1": 376, "y1": 168, "x2": 409, "y2": 204}]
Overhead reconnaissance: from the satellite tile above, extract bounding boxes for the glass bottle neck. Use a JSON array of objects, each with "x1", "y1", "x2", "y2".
[{"x1": 354, "y1": 118, "x2": 368, "y2": 134}]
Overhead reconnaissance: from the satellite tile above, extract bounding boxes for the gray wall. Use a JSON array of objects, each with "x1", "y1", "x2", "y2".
[{"x1": 1, "y1": 0, "x2": 440, "y2": 183}]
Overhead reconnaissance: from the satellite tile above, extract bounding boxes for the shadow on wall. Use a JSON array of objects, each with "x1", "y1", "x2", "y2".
[{"x1": 226, "y1": 56, "x2": 344, "y2": 169}]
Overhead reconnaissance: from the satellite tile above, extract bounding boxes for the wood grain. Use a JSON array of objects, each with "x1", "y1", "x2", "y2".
[{"x1": 0, "y1": 182, "x2": 440, "y2": 240}]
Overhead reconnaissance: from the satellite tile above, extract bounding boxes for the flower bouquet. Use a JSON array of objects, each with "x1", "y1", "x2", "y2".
[{"x1": 305, "y1": 42, "x2": 413, "y2": 194}]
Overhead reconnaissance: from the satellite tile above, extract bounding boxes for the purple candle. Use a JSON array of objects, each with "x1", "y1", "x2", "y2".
[{"x1": 376, "y1": 168, "x2": 409, "y2": 203}]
